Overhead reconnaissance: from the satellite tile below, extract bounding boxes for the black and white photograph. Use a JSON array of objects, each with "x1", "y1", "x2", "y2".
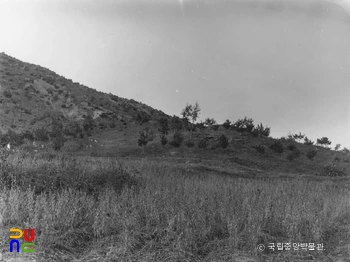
[{"x1": 0, "y1": 0, "x2": 349, "y2": 261}]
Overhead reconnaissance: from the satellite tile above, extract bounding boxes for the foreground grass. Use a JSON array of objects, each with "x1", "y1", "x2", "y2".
[{"x1": 0, "y1": 151, "x2": 349, "y2": 261}]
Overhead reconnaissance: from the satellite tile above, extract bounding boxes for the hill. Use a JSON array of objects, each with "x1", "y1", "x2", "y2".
[
  {"x1": 0, "y1": 52, "x2": 169, "y2": 134},
  {"x1": 0, "y1": 52, "x2": 350, "y2": 179}
]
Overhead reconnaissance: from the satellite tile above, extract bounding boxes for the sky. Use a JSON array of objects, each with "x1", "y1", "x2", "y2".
[{"x1": 0, "y1": 0, "x2": 349, "y2": 149}]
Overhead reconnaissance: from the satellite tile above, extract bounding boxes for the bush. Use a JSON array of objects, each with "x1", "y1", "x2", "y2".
[
  {"x1": 198, "y1": 139, "x2": 208, "y2": 149},
  {"x1": 34, "y1": 127, "x2": 49, "y2": 142},
  {"x1": 286, "y1": 149, "x2": 300, "y2": 161},
  {"x1": 253, "y1": 145, "x2": 265, "y2": 154},
  {"x1": 3, "y1": 89, "x2": 12, "y2": 98},
  {"x1": 287, "y1": 143, "x2": 297, "y2": 151},
  {"x1": 306, "y1": 149, "x2": 317, "y2": 160},
  {"x1": 232, "y1": 117, "x2": 254, "y2": 132},
  {"x1": 160, "y1": 134, "x2": 168, "y2": 146},
  {"x1": 212, "y1": 125, "x2": 220, "y2": 131},
  {"x1": 222, "y1": 119, "x2": 231, "y2": 130},
  {"x1": 251, "y1": 123, "x2": 270, "y2": 137},
  {"x1": 169, "y1": 131, "x2": 184, "y2": 147},
  {"x1": 269, "y1": 140, "x2": 284, "y2": 153},
  {"x1": 185, "y1": 140, "x2": 195, "y2": 148},
  {"x1": 211, "y1": 144, "x2": 217, "y2": 150},
  {"x1": 218, "y1": 135, "x2": 229, "y2": 148},
  {"x1": 323, "y1": 164, "x2": 346, "y2": 177}
]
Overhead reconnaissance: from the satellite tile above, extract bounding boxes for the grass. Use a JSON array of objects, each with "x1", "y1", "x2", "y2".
[{"x1": 0, "y1": 149, "x2": 349, "y2": 261}]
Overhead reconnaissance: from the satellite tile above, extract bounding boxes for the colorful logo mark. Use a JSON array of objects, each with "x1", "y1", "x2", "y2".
[{"x1": 9, "y1": 228, "x2": 35, "y2": 253}]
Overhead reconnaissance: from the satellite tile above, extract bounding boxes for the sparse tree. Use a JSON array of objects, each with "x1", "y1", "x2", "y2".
[
  {"x1": 342, "y1": 147, "x2": 350, "y2": 153},
  {"x1": 181, "y1": 101, "x2": 201, "y2": 139},
  {"x1": 160, "y1": 134, "x2": 168, "y2": 147},
  {"x1": 138, "y1": 126, "x2": 155, "y2": 153},
  {"x1": 335, "y1": 144, "x2": 341, "y2": 151},
  {"x1": 83, "y1": 112, "x2": 94, "y2": 132},
  {"x1": 204, "y1": 117, "x2": 217, "y2": 126},
  {"x1": 303, "y1": 137, "x2": 314, "y2": 145},
  {"x1": 316, "y1": 137, "x2": 332, "y2": 148},
  {"x1": 293, "y1": 132, "x2": 305, "y2": 143},
  {"x1": 218, "y1": 135, "x2": 229, "y2": 148},
  {"x1": 158, "y1": 117, "x2": 170, "y2": 135},
  {"x1": 169, "y1": 131, "x2": 184, "y2": 147},
  {"x1": 169, "y1": 115, "x2": 183, "y2": 131},
  {"x1": 222, "y1": 119, "x2": 231, "y2": 130},
  {"x1": 51, "y1": 118, "x2": 65, "y2": 150},
  {"x1": 232, "y1": 117, "x2": 254, "y2": 132},
  {"x1": 252, "y1": 123, "x2": 270, "y2": 137}
]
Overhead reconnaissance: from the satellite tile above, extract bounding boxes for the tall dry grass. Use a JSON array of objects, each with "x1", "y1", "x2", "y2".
[{"x1": 0, "y1": 150, "x2": 349, "y2": 261}]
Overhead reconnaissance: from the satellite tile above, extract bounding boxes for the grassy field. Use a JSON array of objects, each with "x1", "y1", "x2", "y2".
[{"x1": 0, "y1": 148, "x2": 349, "y2": 262}]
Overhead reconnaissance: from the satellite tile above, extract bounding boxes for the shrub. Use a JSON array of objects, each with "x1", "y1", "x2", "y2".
[
  {"x1": 22, "y1": 130, "x2": 34, "y2": 141},
  {"x1": 232, "y1": 117, "x2": 254, "y2": 132},
  {"x1": 212, "y1": 125, "x2": 220, "y2": 131},
  {"x1": 218, "y1": 135, "x2": 229, "y2": 148},
  {"x1": 3, "y1": 89, "x2": 12, "y2": 98},
  {"x1": 222, "y1": 119, "x2": 231, "y2": 130},
  {"x1": 303, "y1": 137, "x2": 314, "y2": 145},
  {"x1": 138, "y1": 127, "x2": 155, "y2": 153},
  {"x1": 251, "y1": 123, "x2": 271, "y2": 137},
  {"x1": 253, "y1": 145, "x2": 265, "y2": 154},
  {"x1": 323, "y1": 164, "x2": 346, "y2": 177},
  {"x1": 306, "y1": 149, "x2": 317, "y2": 160},
  {"x1": 34, "y1": 127, "x2": 49, "y2": 142},
  {"x1": 269, "y1": 140, "x2": 284, "y2": 153},
  {"x1": 198, "y1": 139, "x2": 208, "y2": 149},
  {"x1": 52, "y1": 94, "x2": 59, "y2": 102},
  {"x1": 160, "y1": 134, "x2": 168, "y2": 146},
  {"x1": 342, "y1": 147, "x2": 350, "y2": 153},
  {"x1": 158, "y1": 117, "x2": 170, "y2": 135},
  {"x1": 316, "y1": 137, "x2": 332, "y2": 148},
  {"x1": 169, "y1": 131, "x2": 184, "y2": 147},
  {"x1": 286, "y1": 149, "x2": 300, "y2": 161},
  {"x1": 287, "y1": 143, "x2": 297, "y2": 151},
  {"x1": 204, "y1": 117, "x2": 216, "y2": 126},
  {"x1": 211, "y1": 144, "x2": 217, "y2": 150},
  {"x1": 185, "y1": 140, "x2": 195, "y2": 148}
]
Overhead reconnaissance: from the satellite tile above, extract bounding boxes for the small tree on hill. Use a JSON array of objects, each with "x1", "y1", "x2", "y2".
[
  {"x1": 83, "y1": 112, "x2": 94, "y2": 132},
  {"x1": 160, "y1": 134, "x2": 168, "y2": 147},
  {"x1": 218, "y1": 135, "x2": 229, "y2": 148},
  {"x1": 181, "y1": 101, "x2": 201, "y2": 139},
  {"x1": 233, "y1": 117, "x2": 254, "y2": 132},
  {"x1": 342, "y1": 147, "x2": 350, "y2": 153},
  {"x1": 335, "y1": 144, "x2": 341, "y2": 151},
  {"x1": 138, "y1": 126, "x2": 155, "y2": 154},
  {"x1": 169, "y1": 131, "x2": 184, "y2": 147},
  {"x1": 316, "y1": 137, "x2": 331, "y2": 148},
  {"x1": 169, "y1": 115, "x2": 183, "y2": 131},
  {"x1": 158, "y1": 117, "x2": 170, "y2": 135},
  {"x1": 293, "y1": 132, "x2": 305, "y2": 143},
  {"x1": 204, "y1": 117, "x2": 216, "y2": 126},
  {"x1": 252, "y1": 123, "x2": 270, "y2": 137},
  {"x1": 51, "y1": 118, "x2": 65, "y2": 150},
  {"x1": 222, "y1": 119, "x2": 231, "y2": 130},
  {"x1": 303, "y1": 137, "x2": 314, "y2": 145},
  {"x1": 196, "y1": 121, "x2": 206, "y2": 130}
]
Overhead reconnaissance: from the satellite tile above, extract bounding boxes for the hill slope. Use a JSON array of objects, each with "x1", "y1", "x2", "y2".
[{"x1": 0, "y1": 52, "x2": 169, "y2": 133}]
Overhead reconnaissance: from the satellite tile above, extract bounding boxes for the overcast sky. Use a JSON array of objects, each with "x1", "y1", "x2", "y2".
[{"x1": 0, "y1": 0, "x2": 349, "y2": 149}]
